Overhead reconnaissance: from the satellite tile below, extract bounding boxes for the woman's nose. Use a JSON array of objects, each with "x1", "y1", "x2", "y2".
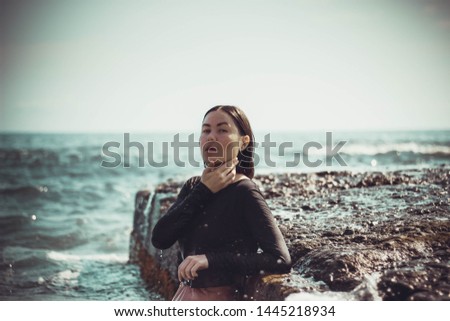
[{"x1": 206, "y1": 131, "x2": 216, "y2": 141}]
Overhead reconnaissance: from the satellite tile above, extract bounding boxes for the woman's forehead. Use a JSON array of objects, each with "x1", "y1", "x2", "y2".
[{"x1": 202, "y1": 110, "x2": 235, "y2": 126}]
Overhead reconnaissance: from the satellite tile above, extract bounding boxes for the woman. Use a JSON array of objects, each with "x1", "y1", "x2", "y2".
[{"x1": 151, "y1": 105, "x2": 291, "y2": 300}]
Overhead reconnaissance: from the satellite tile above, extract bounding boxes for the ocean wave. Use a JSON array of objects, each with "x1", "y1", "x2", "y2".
[
  {"x1": 0, "y1": 214, "x2": 30, "y2": 230},
  {"x1": 48, "y1": 269, "x2": 80, "y2": 287},
  {"x1": 261, "y1": 142, "x2": 450, "y2": 160},
  {"x1": 46, "y1": 251, "x2": 128, "y2": 263},
  {"x1": 0, "y1": 147, "x2": 100, "y2": 167},
  {"x1": 0, "y1": 185, "x2": 48, "y2": 197},
  {"x1": 1, "y1": 246, "x2": 61, "y2": 269},
  {"x1": 0, "y1": 148, "x2": 59, "y2": 167},
  {"x1": 341, "y1": 143, "x2": 450, "y2": 156}
]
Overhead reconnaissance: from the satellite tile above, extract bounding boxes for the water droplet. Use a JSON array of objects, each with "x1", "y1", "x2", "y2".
[
  {"x1": 9, "y1": 264, "x2": 12, "y2": 268},
  {"x1": 329, "y1": 273, "x2": 334, "y2": 282},
  {"x1": 259, "y1": 270, "x2": 265, "y2": 275},
  {"x1": 203, "y1": 224, "x2": 208, "y2": 228},
  {"x1": 243, "y1": 294, "x2": 248, "y2": 299},
  {"x1": 31, "y1": 215, "x2": 37, "y2": 221},
  {"x1": 277, "y1": 259, "x2": 282, "y2": 264},
  {"x1": 38, "y1": 277, "x2": 45, "y2": 284},
  {"x1": 371, "y1": 159, "x2": 377, "y2": 167}
]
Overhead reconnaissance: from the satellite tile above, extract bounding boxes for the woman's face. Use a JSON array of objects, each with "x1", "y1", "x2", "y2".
[{"x1": 200, "y1": 110, "x2": 248, "y2": 166}]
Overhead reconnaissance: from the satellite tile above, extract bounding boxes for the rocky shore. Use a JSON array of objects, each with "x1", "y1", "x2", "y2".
[{"x1": 129, "y1": 165, "x2": 449, "y2": 300}]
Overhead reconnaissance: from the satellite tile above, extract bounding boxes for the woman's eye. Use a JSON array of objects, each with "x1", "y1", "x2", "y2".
[{"x1": 202, "y1": 128, "x2": 228, "y2": 134}]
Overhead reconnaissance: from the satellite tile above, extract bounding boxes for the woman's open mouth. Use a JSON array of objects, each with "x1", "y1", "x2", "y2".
[{"x1": 204, "y1": 143, "x2": 221, "y2": 154}]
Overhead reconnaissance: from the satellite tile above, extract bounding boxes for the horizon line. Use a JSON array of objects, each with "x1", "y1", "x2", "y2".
[{"x1": 1, "y1": 127, "x2": 450, "y2": 135}]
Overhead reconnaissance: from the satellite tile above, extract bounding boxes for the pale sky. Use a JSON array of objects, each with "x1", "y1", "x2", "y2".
[{"x1": 1, "y1": 0, "x2": 449, "y2": 133}]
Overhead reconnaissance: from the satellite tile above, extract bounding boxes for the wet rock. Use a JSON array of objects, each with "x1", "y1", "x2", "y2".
[
  {"x1": 378, "y1": 261, "x2": 450, "y2": 300},
  {"x1": 293, "y1": 244, "x2": 410, "y2": 291},
  {"x1": 130, "y1": 165, "x2": 450, "y2": 300},
  {"x1": 322, "y1": 231, "x2": 339, "y2": 237},
  {"x1": 352, "y1": 235, "x2": 367, "y2": 243},
  {"x1": 343, "y1": 228, "x2": 354, "y2": 236}
]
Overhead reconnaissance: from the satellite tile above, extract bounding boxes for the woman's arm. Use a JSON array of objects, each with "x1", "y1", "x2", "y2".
[
  {"x1": 151, "y1": 176, "x2": 213, "y2": 249},
  {"x1": 205, "y1": 184, "x2": 292, "y2": 275}
]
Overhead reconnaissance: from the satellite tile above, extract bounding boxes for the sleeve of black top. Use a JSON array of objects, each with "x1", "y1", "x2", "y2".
[
  {"x1": 151, "y1": 177, "x2": 214, "y2": 250},
  {"x1": 205, "y1": 184, "x2": 292, "y2": 275}
]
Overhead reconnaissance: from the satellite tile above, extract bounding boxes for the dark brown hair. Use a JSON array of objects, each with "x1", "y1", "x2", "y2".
[{"x1": 203, "y1": 105, "x2": 255, "y2": 179}]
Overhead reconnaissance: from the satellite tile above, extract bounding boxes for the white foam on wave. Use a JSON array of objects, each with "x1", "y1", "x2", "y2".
[
  {"x1": 285, "y1": 291, "x2": 353, "y2": 301},
  {"x1": 342, "y1": 143, "x2": 450, "y2": 156},
  {"x1": 285, "y1": 271, "x2": 383, "y2": 301},
  {"x1": 44, "y1": 269, "x2": 81, "y2": 288},
  {"x1": 54, "y1": 270, "x2": 80, "y2": 284},
  {"x1": 47, "y1": 251, "x2": 128, "y2": 263},
  {"x1": 57, "y1": 269, "x2": 80, "y2": 280}
]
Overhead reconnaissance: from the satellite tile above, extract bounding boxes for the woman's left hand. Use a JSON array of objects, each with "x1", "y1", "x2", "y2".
[{"x1": 177, "y1": 255, "x2": 209, "y2": 282}]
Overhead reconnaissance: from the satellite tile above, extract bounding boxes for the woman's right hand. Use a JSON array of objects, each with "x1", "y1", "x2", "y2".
[{"x1": 201, "y1": 157, "x2": 239, "y2": 193}]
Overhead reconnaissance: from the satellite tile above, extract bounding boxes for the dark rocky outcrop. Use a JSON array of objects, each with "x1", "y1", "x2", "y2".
[{"x1": 130, "y1": 166, "x2": 450, "y2": 300}]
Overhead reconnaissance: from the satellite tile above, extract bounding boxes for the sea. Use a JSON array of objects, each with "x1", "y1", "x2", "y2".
[{"x1": 0, "y1": 130, "x2": 449, "y2": 300}]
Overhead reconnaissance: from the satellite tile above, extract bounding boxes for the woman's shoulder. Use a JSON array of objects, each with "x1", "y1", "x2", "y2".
[
  {"x1": 182, "y1": 175, "x2": 260, "y2": 194},
  {"x1": 233, "y1": 176, "x2": 260, "y2": 192},
  {"x1": 176, "y1": 176, "x2": 202, "y2": 196},
  {"x1": 233, "y1": 177, "x2": 268, "y2": 206},
  {"x1": 184, "y1": 175, "x2": 202, "y2": 187}
]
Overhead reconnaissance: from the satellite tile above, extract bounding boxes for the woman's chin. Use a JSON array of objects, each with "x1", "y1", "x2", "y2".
[{"x1": 205, "y1": 158, "x2": 224, "y2": 167}]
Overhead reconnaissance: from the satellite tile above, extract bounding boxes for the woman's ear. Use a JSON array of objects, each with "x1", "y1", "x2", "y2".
[{"x1": 240, "y1": 135, "x2": 250, "y2": 151}]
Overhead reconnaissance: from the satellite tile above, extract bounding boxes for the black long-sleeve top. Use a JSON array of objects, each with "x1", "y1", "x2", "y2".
[{"x1": 151, "y1": 176, "x2": 292, "y2": 288}]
